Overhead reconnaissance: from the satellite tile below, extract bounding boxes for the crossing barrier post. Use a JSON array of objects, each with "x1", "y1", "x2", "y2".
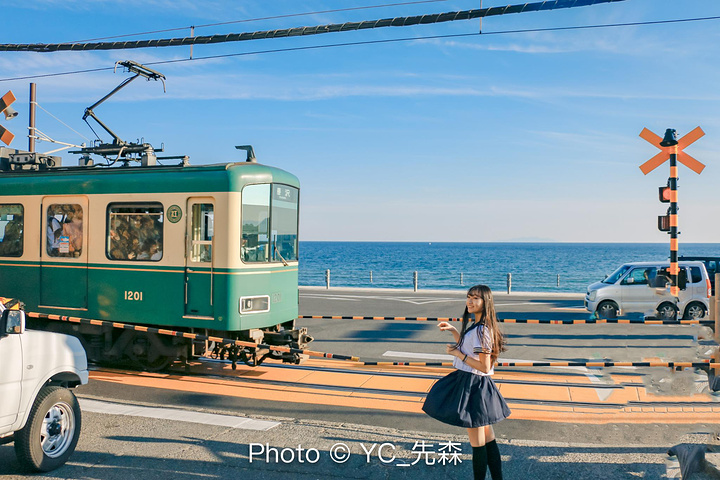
[
  {"x1": 714, "y1": 273, "x2": 720, "y2": 391},
  {"x1": 715, "y1": 273, "x2": 720, "y2": 342}
]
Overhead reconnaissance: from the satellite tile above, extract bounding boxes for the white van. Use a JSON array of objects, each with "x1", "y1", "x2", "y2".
[{"x1": 584, "y1": 261, "x2": 711, "y2": 320}]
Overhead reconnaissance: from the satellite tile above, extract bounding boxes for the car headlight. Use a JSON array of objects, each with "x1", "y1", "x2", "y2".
[
  {"x1": 588, "y1": 290, "x2": 597, "y2": 301},
  {"x1": 239, "y1": 295, "x2": 270, "y2": 314}
]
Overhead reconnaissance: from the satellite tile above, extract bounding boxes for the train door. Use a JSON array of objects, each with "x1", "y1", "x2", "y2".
[
  {"x1": 184, "y1": 199, "x2": 214, "y2": 318},
  {"x1": 40, "y1": 197, "x2": 88, "y2": 309}
]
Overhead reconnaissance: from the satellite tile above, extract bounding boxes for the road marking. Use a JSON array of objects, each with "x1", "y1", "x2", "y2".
[
  {"x1": 80, "y1": 398, "x2": 280, "y2": 431},
  {"x1": 300, "y1": 294, "x2": 363, "y2": 302},
  {"x1": 381, "y1": 352, "x2": 620, "y2": 401},
  {"x1": 302, "y1": 293, "x2": 541, "y2": 307},
  {"x1": 301, "y1": 293, "x2": 457, "y2": 305},
  {"x1": 494, "y1": 302, "x2": 538, "y2": 307},
  {"x1": 383, "y1": 352, "x2": 548, "y2": 364},
  {"x1": 383, "y1": 350, "x2": 454, "y2": 361}
]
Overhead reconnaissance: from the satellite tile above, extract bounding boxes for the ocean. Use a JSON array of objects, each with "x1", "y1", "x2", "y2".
[{"x1": 298, "y1": 242, "x2": 720, "y2": 293}]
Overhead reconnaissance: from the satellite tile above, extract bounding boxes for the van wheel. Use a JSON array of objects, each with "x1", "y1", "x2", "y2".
[
  {"x1": 657, "y1": 302, "x2": 678, "y2": 321},
  {"x1": 596, "y1": 301, "x2": 619, "y2": 319},
  {"x1": 683, "y1": 302, "x2": 707, "y2": 320},
  {"x1": 14, "y1": 386, "x2": 81, "y2": 472}
]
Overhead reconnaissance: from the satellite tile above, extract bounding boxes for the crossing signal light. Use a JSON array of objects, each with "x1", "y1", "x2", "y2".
[
  {"x1": 658, "y1": 215, "x2": 670, "y2": 232},
  {"x1": 659, "y1": 185, "x2": 671, "y2": 203},
  {"x1": 0, "y1": 90, "x2": 17, "y2": 146}
]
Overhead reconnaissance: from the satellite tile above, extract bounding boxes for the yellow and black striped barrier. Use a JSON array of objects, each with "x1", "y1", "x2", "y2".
[
  {"x1": 26, "y1": 312, "x2": 360, "y2": 362},
  {"x1": 493, "y1": 360, "x2": 717, "y2": 368},
  {"x1": 360, "y1": 361, "x2": 454, "y2": 367},
  {"x1": 326, "y1": 360, "x2": 720, "y2": 368},
  {"x1": 301, "y1": 315, "x2": 462, "y2": 321},
  {"x1": 26, "y1": 311, "x2": 717, "y2": 370},
  {"x1": 299, "y1": 315, "x2": 714, "y2": 325}
]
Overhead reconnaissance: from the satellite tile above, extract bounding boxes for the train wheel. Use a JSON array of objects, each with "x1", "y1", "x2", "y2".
[
  {"x1": 131, "y1": 351, "x2": 172, "y2": 371},
  {"x1": 125, "y1": 333, "x2": 174, "y2": 371}
]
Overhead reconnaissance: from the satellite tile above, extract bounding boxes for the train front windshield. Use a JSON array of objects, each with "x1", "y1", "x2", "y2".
[{"x1": 241, "y1": 184, "x2": 299, "y2": 263}]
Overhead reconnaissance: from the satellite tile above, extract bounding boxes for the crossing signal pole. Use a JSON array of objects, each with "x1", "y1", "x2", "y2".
[{"x1": 640, "y1": 127, "x2": 705, "y2": 298}]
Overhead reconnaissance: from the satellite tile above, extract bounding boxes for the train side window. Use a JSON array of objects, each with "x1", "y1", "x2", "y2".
[
  {"x1": 0, "y1": 204, "x2": 23, "y2": 257},
  {"x1": 242, "y1": 184, "x2": 270, "y2": 263},
  {"x1": 190, "y1": 204, "x2": 213, "y2": 263},
  {"x1": 47, "y1": 204, "x2": 83, "y2": 257},
  {"x1": 107, "y1": 203, "x2": 163, "y2": 261},
  {"x1": 271, "y1": 185, "x2": 299, "y2": 262}
]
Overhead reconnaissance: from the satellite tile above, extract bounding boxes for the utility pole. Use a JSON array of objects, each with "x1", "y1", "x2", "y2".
[{"x1": 28, "y1": 83, "x2": 36, "y2": 152}]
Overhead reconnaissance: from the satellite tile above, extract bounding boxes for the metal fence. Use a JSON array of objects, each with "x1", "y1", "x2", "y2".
[{"x1": 301, "y1": 269, "x2": 585, "y2": 293}]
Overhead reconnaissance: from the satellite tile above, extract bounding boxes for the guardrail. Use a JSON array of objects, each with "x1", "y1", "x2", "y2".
[{"x1": 310, "y1": 269, "x2": 571, "y2": 293}]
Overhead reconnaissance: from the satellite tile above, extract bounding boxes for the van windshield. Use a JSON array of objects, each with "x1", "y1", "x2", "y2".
[{"x1": 603, "y1": 264, "x2": 631, "y2": 284}]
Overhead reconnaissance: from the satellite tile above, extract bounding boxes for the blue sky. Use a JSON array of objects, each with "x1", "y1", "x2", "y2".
[{"x1": 1, "y1": 0, "x2": 719, "y2": 243}]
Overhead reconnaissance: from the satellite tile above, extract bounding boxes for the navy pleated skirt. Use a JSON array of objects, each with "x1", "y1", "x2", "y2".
[{"x1": 422, "y1": 370, "x2": 511, "y2": 428}]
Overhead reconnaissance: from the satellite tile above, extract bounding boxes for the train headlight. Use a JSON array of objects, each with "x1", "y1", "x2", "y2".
[{"x1": 239, "y1": 295, "x2": 270, "y2": 314}]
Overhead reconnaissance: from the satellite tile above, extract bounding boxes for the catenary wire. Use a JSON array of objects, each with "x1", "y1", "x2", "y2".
[
  {"x1": 1, "y1": 14, "x2": 719, "y2": 83},
  {"x1": 0, "y1": 0, "x2": 625, "y2": 52},
  {"x1": 67, "y1": 0, "x2": 450, "y2": 44}
]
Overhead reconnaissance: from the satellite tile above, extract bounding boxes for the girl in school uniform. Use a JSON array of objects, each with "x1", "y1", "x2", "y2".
[{"x1": 422, "y1": 284, "x2": 510, "y2": 480}]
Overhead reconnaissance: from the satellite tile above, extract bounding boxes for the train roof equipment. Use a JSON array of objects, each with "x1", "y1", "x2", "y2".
[
  {"x1": 0, "y1": 61, "x2": 265, "y2": 173},
  {"x1": 72, "y1": 60, "x2": 166, "y2": 167}
]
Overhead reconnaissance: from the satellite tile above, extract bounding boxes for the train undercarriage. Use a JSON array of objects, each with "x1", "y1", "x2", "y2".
[{"x1": 27, "y1": 316, "x2": 313, "y2": 372}]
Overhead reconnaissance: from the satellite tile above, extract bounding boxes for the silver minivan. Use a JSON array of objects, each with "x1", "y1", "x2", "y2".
[{"x1": 585, "y1": 261, "x2": 711, "y2": 320}]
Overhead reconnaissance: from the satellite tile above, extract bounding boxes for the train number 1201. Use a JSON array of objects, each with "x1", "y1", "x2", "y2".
[{"x1": 124, "y1": 290, "x2": 144, "y2": 301}]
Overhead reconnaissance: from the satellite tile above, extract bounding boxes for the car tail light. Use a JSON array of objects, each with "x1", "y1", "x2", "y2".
[{"x1": 707, "y1": 279, "x2": 712, "y2": 297}]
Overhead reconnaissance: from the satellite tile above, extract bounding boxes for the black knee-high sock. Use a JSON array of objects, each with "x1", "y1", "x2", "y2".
[
  {"x1": 472, "y1": 445, "x2": 488, "y2": 480},
  {"x1": 486, "y1": 440, "x2": 503, "y2": 480}
]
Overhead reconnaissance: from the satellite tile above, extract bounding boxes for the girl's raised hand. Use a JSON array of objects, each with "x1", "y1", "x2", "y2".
[{"x1": 437, "y1": 321, "x2": 458, "y2": 332}]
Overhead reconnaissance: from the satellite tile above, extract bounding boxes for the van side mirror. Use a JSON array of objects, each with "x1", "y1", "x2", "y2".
[{"x1": 1, "y1": 309, "x2": 25, "y2": 335}]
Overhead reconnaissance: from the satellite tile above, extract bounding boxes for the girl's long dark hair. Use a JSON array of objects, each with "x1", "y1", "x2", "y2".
[{"x1": 455, "y1": 284, "x2": 506, "y2": 361}]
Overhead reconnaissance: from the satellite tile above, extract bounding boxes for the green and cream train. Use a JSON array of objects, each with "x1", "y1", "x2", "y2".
[{"x1": 0, "y1": 150, "x2": 309, "y2": 369}]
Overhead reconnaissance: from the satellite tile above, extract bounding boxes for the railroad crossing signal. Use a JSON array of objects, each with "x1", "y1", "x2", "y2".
[
  {"x1": 639, "y1": 126, "x2": 706, "y2": 299},
  {"x1": 0, "y1": 91, "x2": 17, "y2": 146},
  {"x1": 639, "y1": 126, "x2": 705, "y2": 175}
]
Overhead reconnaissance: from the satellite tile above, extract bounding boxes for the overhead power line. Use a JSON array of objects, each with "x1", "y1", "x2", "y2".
[
  {"x1": 67, "y1": 0, "x2": 449, "y2": 43},
  {"x1": 1, "y1": 14, "x2": 718, "y2": 83},
  {"x1": 0, "y1": 0, "x2": 624, "y2": 53}
]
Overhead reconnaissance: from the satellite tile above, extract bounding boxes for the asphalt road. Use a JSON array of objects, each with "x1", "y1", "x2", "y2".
[
  {"x1": 67, "y1": 287, "x2": 720, "y2": 440},
  {"x1": 298, "y1": 286, "x2": 715, "y2": 366},
  {"x1": 2, "y1": 286, "x2": 718, "y2": 479}
]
